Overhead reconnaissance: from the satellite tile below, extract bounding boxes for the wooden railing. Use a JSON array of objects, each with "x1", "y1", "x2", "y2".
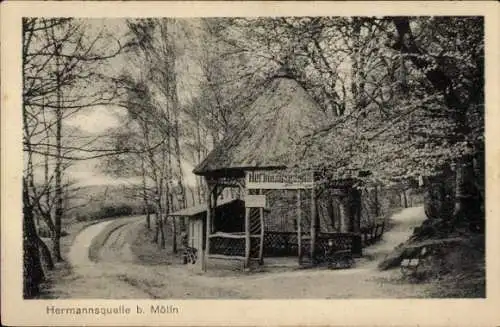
[
  {"x1": 207, "y1": 226, "x2": 378, "y2": 262},
  {"x1": 262, "y1": 231, "x2": 305, "y2": 257},
  {"x1": 360, "y1": 222, "x2": 385, "y2": 246},
  {"x1": 208, "y1": 232, "x2": 259, "y2": 260}
]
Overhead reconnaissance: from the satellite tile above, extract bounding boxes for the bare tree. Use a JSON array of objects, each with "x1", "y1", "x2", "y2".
[{"x1": 22, "y1": 17, "x2": 126, "y2": 295}]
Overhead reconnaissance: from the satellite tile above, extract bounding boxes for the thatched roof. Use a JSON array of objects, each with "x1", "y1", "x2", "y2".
[{"x1": 193, "y1": 77, "x2": 327, "y2": 176}]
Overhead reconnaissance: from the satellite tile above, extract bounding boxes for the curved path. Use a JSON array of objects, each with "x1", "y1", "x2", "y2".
[
  {"x1": 67, "y1": 220, "x2": 115, "y2": 267},
  {"x1": 62, "y1": 217, "x2": 151, "y2": 298},
  {"x1": 54, "y1": 207, "x2": 429, "y2": 299},
  {"x1": 362, "y1": 206, "x2": 427, "y2": 267}
]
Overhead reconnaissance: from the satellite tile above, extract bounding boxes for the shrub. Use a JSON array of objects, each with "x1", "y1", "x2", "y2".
[
  {"x1": 96, "y1": 204, "x2": 134, "y2": 219},
  {"x1": 75, "y1": 215, "x2": 91, "y2": 222}
]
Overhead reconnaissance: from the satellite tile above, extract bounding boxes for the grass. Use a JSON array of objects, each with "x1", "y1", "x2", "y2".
[
  {"x1": 382, "y1": 233, "x2": 485, "y2": 298},
  {"x1": 424, "y1": 235, "x2": 485, "y2": 298},
  {"x1": 130, "y1": 223, "x2": 180, "y2": 266}
]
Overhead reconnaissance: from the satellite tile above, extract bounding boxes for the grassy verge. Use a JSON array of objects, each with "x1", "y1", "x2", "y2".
[
  {"x1": 424, "y1": 235, "x2": 485, "y2": 298},
  {"x1": 130, "y1": 223, "x2": 180, "y2": 266},
  {"x1": 380, "y1": 234, "x2": 485, "y2": 298}
]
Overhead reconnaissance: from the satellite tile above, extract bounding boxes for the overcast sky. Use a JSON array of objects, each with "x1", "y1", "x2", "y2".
[{"x1": 62, "y1": 18, "x2": 201, "y2": 188}]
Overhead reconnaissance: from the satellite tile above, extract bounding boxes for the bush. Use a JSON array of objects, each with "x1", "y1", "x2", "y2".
[
  {"x1": 96, "y1": 204, "x2": 134, "y2": 219},
  {"x1": 75, "y1": 215, "x2": 91, "y2": 222}
]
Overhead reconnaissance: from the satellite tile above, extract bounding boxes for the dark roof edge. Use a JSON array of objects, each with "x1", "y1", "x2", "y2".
[{"x1": 193, "y1": 165, "x2": 288, "y2": 177}]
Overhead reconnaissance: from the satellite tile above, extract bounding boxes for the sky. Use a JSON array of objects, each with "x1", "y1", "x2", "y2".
[
  {"x1": 65, "y1": 105, "x2": 199, "y2": 188},
  {"x1": 62, "y1": 18, "x2": 202, "y2": 188}
]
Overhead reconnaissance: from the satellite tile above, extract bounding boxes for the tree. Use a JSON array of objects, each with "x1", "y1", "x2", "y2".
[
  {"x1": 200, "y1": 17, "x2": 484, "y2": 232},
  {"x1": 23, "y1": 17, "x2": 126, "y2": 295},
  {"x1": 388, "y1": 17, "x2": 484, "y2": 225}
]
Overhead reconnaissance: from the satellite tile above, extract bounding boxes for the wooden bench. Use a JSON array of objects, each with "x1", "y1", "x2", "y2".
[
  {"x1": 400, "y1": 246, "x2": 427, "y2": 276},
  {"x1": 327, "y1": 249, "x2": 354, "y2": 270}
]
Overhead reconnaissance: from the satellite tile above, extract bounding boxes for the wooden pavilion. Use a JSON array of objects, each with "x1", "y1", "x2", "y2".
[{"x1": 190, "y1": 77, "x2": 380, "y2": 271}]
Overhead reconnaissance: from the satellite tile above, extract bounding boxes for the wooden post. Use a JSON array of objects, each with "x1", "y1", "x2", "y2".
[
  {"x1": 258, "y1": 189, "x2": 265, "y2": 265},
  {"x1": 338, "y1": 190, "x2": 349, "y2": 233},
  {"x1": 297, "y1": 189, "x2": 302, "y2": 265},
  {"x1": 244, "y1": 209, "x2": 251, "y2": 269},
  {"x1": 244, "y1": 189, "x2": 251, "y2": 269},
  {"x1": 203, "y1": 183, "x2": 213, "y2": 272},
  {"x1": 212, "y1": 185, "x2": 217, "y2": 233},
  {"x1": 351, "y1": 188, "x2": 361, "y2": 234},
  {"x1": 351, "y1": 188, "x2": 363, "y2": 257},
  {"x1": 310, "y1": 186, "x2": 317, "y2": 264}
]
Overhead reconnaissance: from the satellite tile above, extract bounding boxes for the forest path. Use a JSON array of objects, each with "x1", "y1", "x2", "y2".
[
  {"x1": 54, "y1": 206, "x2": 430, "y2": 299},
  {"x1": 361, "y1": 206, "x2": 427, "y2": 268}
]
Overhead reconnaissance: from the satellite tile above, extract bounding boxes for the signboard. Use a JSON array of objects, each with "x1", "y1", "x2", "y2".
[
  {"x1": 245, "y1": 195, "x2": 267, "y2": 208},
  {"x1": 245, "y1": 171, "x2": 314, "y2": 189}
]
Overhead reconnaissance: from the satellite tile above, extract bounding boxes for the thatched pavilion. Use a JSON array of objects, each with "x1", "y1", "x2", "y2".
[{"x1": 190, "y1": 77, "x2": 378, "y2": 271}]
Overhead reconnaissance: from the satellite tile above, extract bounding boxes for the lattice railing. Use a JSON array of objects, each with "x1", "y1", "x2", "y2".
[
  {"x1": 208, "y1": 233, "x2": 246, "y2": 257},
  {"x1": 263, "y1": 231, "x2": 302, "y2": 257},
  {"x1": 249, "y1": 207, "x2": 262, "y2": 260},
  {"x1": 317, "y1": 232, "x2": 353, "y2": 251}
]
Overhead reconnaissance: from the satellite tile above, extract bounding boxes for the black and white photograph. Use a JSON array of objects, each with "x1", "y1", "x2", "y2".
[{"x1": 2, "y1": 1, "x2": 499, "y2": 326}]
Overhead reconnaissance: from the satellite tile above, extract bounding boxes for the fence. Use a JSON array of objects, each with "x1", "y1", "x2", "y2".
[
  {"x1": 208, "y1": 233, "x2": 246, "y2": 258},
  {"x1": 262, "y1": 231, "x2": 301, "y2": 256},
  {"x1": 360, "y1": 221, "x2": 385, "y2": 246},
  {"x1": 205, "y1": 184, "x2": 411, "y2": 267}
]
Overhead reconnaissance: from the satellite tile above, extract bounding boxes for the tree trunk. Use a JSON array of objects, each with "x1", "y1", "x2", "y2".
[
  {"x1": 52, "y1": 53, "x2": 63, "y2": 262},
  {"x1": 373, "y1": 186, "x2": 380, "y2": 217},
  {"x1": 190, "y1": 187, "x2": 196, "y2": 207},
  {"x1": 37, "y1": 236, "x2": 54, "y2": 270},
  {"x1": 401, "y1": 190, "x2": 408, "y2": 208},
  {"x1": 23, "y1": 180, "x2": 44, "y2": 298},
  {"x1": 196, "y1": 118, "x2": 203, "y2": 205},
  {"x1": 424, "y1": 181, "x2": 443, "y2": 220},
  {"x1": 172, "y1": 217, "x2": 177, "y2": 254},
  {"x1": 153, "y1": 211, "x2": 159, "y2": 243},
  {"x1": 53, "y1": 110, "x2": 63, "y2": 262},
  {"x1": 146, "y1": 212, "x2": 151, "y2": 230},
  {"x1": 42, "y1": 101, "x2": 51, "y2": 231},
  {"x1": 159, "y1": 214, "x2": 165, "y2": 249},
  {"x1": 351, "y1": 18, "x2": 362, "y2": 112},
  {"x1": 141, "y1": 158, "x2": 150, "y2": 230},
  {"x1": 423, "y1": 174, "x2": 454, "y2": 220},
  {"x1": 453, "y1": 155, "x2": 481, "y2": 223}
]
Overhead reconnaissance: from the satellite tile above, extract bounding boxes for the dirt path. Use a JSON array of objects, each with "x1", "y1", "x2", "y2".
[
  {"x1": 57, "y1": 217, "x2": 152, "y2": 298},
  {"x1": 54, "y1": 206, "x2": 430, "y2": 299},
  {"x1": 362, "y1": 206, "x2": 427, "y2": 267},
  {"x1": 67, "y1": 220, "x2": 115, "y2": 267}
]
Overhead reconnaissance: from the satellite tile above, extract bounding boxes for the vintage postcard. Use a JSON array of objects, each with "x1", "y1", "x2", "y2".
[{"x1": 1, "y1": 1, "x2": 499, "y2": 326}]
